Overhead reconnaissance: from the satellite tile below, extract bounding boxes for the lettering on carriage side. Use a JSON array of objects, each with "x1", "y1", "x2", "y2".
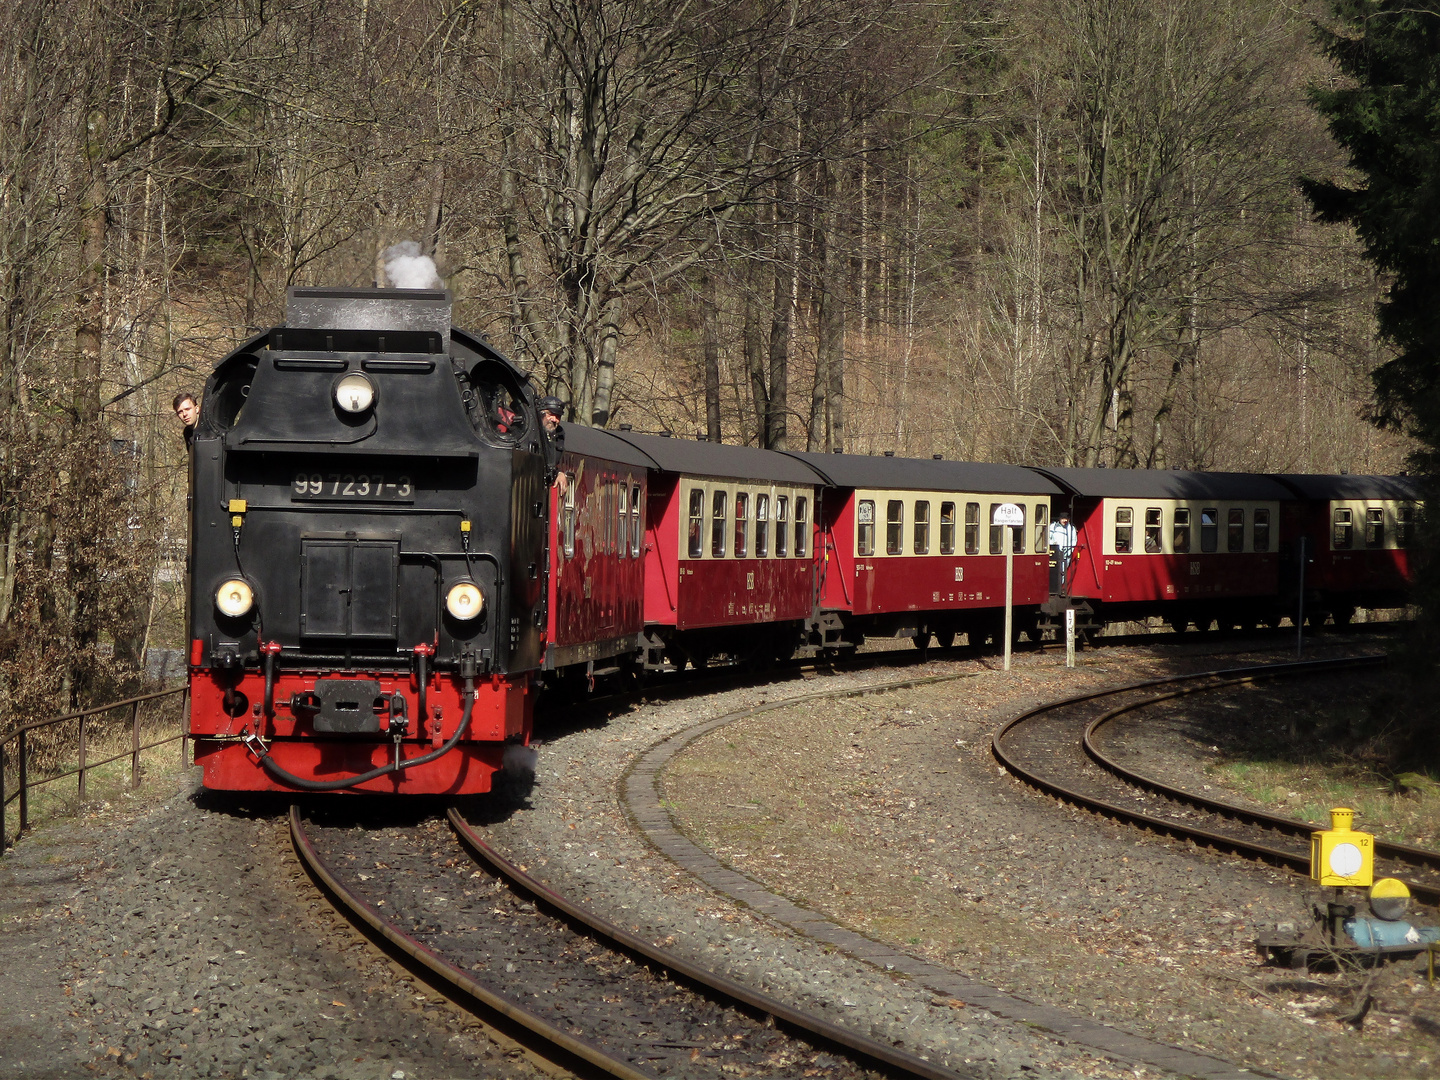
[
  {"x1": 1190, "y1": 561, "x2": 1201, "y2": 575},
  {"x1": 747, "y1": 572, "x2": 755, "y2": 590},
  {"x1": 954, "y1": 566, "x2": 964, "y2": 581}
]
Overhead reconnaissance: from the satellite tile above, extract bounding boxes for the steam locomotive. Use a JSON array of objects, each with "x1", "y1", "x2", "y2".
[{"x1": 187, "y1": 288, "x2": 546, "y2": 793}]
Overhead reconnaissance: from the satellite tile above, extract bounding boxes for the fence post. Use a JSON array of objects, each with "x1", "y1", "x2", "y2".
[
  {"x1": 180, "y1": 687, "x2": 190, "y2": 770},
  {"x1": 131, "y1": 701, "x2": 141, "y2": 790},
  {"x1": 18, "y1": 728, "x2": 28, "y2": 836},
  {"x1": 78, "y1": 714, "x2": 87, "y2": 804},
  {"x1": 1, "y1": 738, "x2": 8, "y2": 850}
]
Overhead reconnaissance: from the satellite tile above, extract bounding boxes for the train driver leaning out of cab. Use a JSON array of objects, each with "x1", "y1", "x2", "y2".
[
  {"x1": 538, "y1": 396, "x2": 568, "y2": 496},
  {"x1": 1049, "y1": 512, "x2": 1077, "y2": 568},
  {"x1": 173, "y1": 391, "x2": 199, "y2": 448}
]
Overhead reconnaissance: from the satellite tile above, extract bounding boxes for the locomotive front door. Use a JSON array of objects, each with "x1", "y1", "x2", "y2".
[{"x1": 299, "y1": 538, "x2": 399, "y2": 639}]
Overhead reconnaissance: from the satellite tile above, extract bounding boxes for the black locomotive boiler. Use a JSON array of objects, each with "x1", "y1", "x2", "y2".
[{"x1": 187, "y1": 287, "x2": 547, "y2": 792}]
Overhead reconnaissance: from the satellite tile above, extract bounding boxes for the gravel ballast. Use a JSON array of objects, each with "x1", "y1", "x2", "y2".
[{"x1": 4, "y1": 634, "x2": 1434, "y2": 1080}]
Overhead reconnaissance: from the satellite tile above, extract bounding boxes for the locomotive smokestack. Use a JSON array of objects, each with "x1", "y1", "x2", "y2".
[{"x1": 285, "y1": 286, "x2": 452, "y2": 338}]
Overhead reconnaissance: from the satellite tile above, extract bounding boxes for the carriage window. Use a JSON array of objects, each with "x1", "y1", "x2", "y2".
[
  {"x1": 631, "y1": 483, "x2": 643, "y2": 557},
  {"x1": 1253, "y1": 508, "x2": 1270, "y2": 552},
  {"x1": 1011, "y1": 506, "x2": 1027, "y2": 553},
  {"x1": 885, "y1": 500, "x2": 904, "y2": 555},
  {"x1": 562, "y1": 484, "x2": 577, "y2": 559},
  {"x1": 734, "y1": 492, "x2": 749, "y2": 558},
  {"x1": 989, "y1": 504, "x2": 1004, "y2": 554},
  {"x1": 1144, "y1": 508, "x2": 1163, "y2": 553},
  {"x1": 1034, "y1": 504, "x2": 1049, "y2": 554},
  {"x1": 755, "y1": 494, "x2": 770, "y2": 557},
  {"x1": 687, "y1": 488, "x2": 704, "y2": 558},
  {"x1": 617, "y1": 484, "x2": 629, "y2": 558},
  {"x1": 711, "y1": 490, "x2": 728, "y2": 557},
  {"x1": 940, "y1": 502, "x2": 956, "y2": 555},
  {"x1": 1398, "y1": 504, "x2": 1413, "y2": 548},
  {"x1": 1114, "y1": 506, "x2": 1133, "y2": 553},
  {"x1": 857, "y1": 500, "x2": 876, "y2": 556},
  {"x1": 1173, "y1": 507, "x2": 1190, "y2": 553},
  {"x1": 913, "y1": 501, "x2": 930, "y2": 554},
  {"x1": 1200, "y1": 508, "x2": 1218, "y2": 552},
  {"x1": 601, "y1": 482, "x2": 613, "y2": 553},
  {"x1": 965, "y1": 502, "x2": 980, "y2": 555},
  {"x1": 795, "y1": 497, "x2": 809, "y2": 557},
  {"x1": 776, "y1": 496, "x2": 789, "y2": 557},
  {"x1": 1227, "y1": 508, "x2": 1245, "y2": 553},
  {"x1": 1333, "y1": 507, "x2": 1353, "y2": 550},
  {"x1": 1364, "y1": 507, "x2": 1384, "y2": 549}
]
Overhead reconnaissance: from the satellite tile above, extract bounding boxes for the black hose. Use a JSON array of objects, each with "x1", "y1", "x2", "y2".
[{"x1": 257, "y1": 683, "x2": 475, "y2": 792}]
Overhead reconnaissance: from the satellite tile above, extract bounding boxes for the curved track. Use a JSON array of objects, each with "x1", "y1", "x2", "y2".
[
  {"x1": 289, "y1": 805, "x2": 975, "y2": 1080},
  {"x1": 991, "y1": 654, "x2": 1440, "y2": 905}
]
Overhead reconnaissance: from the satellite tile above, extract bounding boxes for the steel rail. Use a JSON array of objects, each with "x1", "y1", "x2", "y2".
[
  {"x1": 992, "y1": 655, "x2": 1440, "y2": 905},
  {"x1": 287, "y1": 805, "x2": 653, "y2": 1080},
  {"x1": 1079, "y1": 672, "x2": 1440, "y2": 904},
  {"x1": 448, "y1": 808, "x2": 971, "y2": 1080}
]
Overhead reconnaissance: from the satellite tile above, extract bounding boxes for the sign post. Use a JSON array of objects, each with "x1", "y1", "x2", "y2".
[
  {"x1": 1065, "y1": 607, "x2": 1076, "y2": 668},
  {"x1": 992, "y1": 503, "x2": 1025, "y2": 672}
]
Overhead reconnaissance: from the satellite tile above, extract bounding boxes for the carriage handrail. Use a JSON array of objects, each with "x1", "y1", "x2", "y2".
[{"x1": 1, "y1": 685, "x2": 190, "y2": 850}]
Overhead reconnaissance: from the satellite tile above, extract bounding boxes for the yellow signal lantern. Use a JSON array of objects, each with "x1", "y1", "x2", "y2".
[{"x1": 1310, "y1": 807, "x2": 1374, "y2": 888}]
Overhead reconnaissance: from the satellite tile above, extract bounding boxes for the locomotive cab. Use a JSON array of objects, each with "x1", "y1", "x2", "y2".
[{"x1": 187, "y1": 287, "x2": 548, "y2": 794}]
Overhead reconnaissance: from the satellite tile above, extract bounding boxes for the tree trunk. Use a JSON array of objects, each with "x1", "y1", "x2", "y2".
[{"x1": 701, "y1": 271, "x2": 722, "y2": 443}]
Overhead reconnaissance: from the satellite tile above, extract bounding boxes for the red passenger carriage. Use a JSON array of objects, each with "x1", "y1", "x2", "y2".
[
  {"x1": 1036, "y1": 468, "x2": 1297, "y2": 630},
  {"x1": 610, "y1": 433, "x2": 822, "y2": 668},
  {"x1": 544, "y1": 425, "x2": 652, "y2": 680},
  {"x1": 1272, "y1": 474, "x2": 1422, "y2": 624},
  {"x1": 789, "y1": 453, "x2": 1061, "y2": 649}
]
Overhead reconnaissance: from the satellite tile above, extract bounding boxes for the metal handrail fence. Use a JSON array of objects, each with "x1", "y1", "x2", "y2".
[{"x1": 1, "y1": 685, "x2": 189, "y2": 849}]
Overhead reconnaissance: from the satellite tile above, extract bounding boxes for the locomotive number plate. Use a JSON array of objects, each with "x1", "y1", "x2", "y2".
[{"x1": 291, "y1": 473, "x2": 414, "y2": 502}]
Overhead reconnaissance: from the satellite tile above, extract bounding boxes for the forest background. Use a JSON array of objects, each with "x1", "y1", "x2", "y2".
[{"x1": 0, "y1": 0, "x2": 1418, "y2": 724}]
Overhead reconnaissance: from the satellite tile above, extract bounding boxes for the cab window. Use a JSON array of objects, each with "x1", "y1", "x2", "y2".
[
  {"x1": 711, "y1": 490, "x2": 728, "y2": 557},
  {"x1": 1227, "y1": 508, "x2": 1245, "y2": 553},
  {"x1": 1114, "y1": 506, "x2": 1133, "y2": 553},
  {"x1": 940, "y1": 502, "x2": 956, "y2": 555},
  {"x1": 857, "y1": 499, "x2": 876, "y2": 557},
  {"x1": 687, "y1": 489, "x2": 704, "y2": 558}
]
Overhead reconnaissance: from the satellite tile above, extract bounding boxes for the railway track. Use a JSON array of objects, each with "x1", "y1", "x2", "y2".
[
  {"x1": 289, "y1": 805, "x2": 975, "y2": 1080},
  {"x1": 991, "y1": 654, "x2": 1440, "y2": 905}
]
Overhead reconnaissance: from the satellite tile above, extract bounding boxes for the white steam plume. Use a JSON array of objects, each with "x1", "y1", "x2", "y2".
[{"x1": 383, "y1": 240, "x2": 443, "y2": 289}]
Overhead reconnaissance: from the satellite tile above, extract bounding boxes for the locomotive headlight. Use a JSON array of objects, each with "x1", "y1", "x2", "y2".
[
  {"x1": 335, "y1": 373, "x2": 375, "y2": 413},
  {"x1": 446, "y1": 581, "x2": 484, "y2": 621},
  {"x1": 215, "y1": 578, "x2": 255, "y2": 618}
]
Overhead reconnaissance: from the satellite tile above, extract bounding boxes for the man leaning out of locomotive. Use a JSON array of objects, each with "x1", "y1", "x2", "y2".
[
  {"x1": 173, "y1": 391, "x2": 199, "y2": 448},
  {"x1": 539, "y1": 396, "x2": 568, "y2": 495}
]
